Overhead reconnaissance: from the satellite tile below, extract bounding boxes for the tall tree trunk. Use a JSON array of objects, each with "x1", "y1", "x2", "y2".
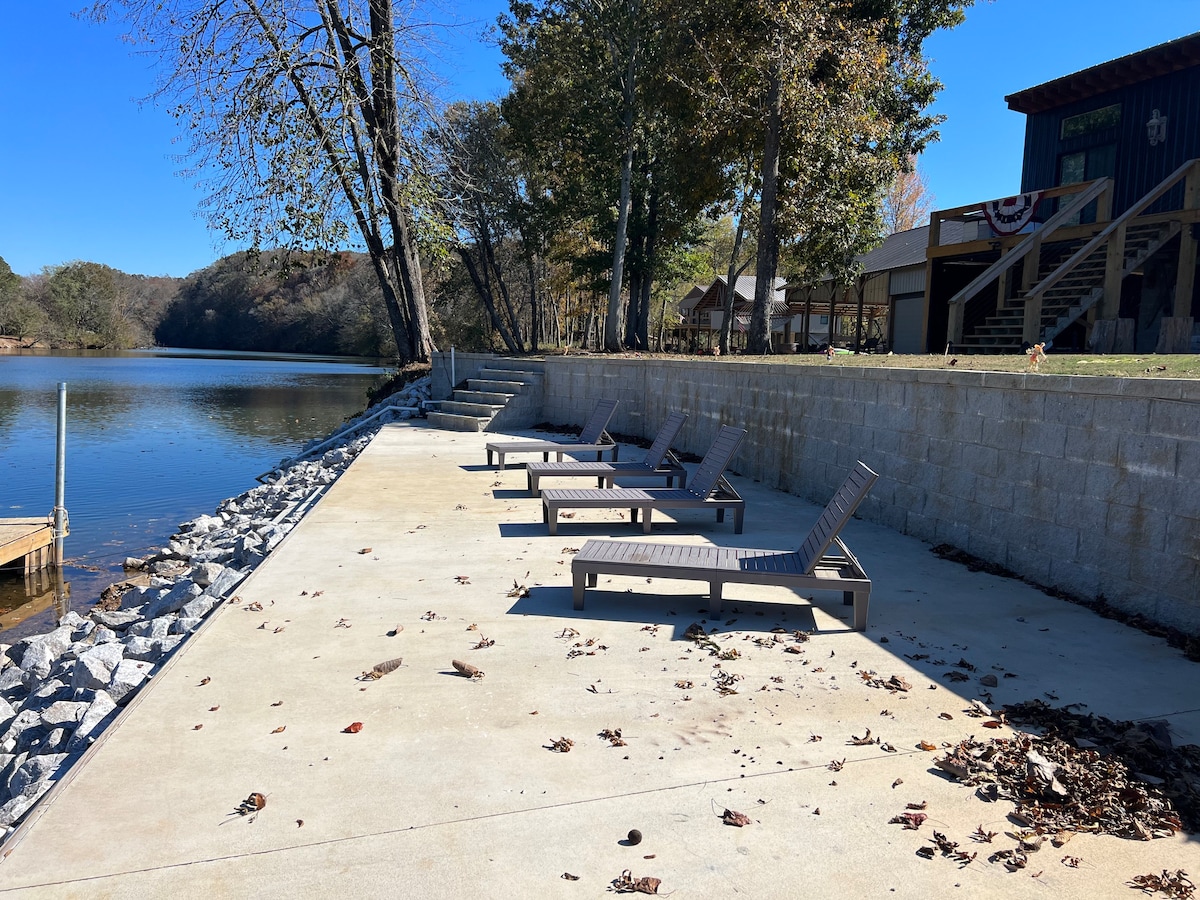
[
  {"x1": 604, "y1": 19, "x2": 639, "y2": 352},
  {"x1": 456, "y1": 245, "x2": 522, "y2": 353},
  {"x1": 749, "y1": 58, "x2": 783, "y2": 356}
]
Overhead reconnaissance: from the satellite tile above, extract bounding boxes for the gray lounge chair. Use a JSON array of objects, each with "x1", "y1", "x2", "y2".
[
  {"x1": 541, "y1": 425, "x2": 746, "y2": 535},
  {"x1": 485, "y1": 399, "x2": 618, "y2": 470},
  {"x1": 570, "y1": 461, "x2": 879, "y2": 630},
  {"x1": 525, "y1": 411, "x2": 689, "y2": 496}
]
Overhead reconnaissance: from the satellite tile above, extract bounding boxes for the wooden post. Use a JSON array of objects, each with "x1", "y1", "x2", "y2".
[
  {"x1": 1174, "y1": 226, "x2": 1196, "y2": 318},
  {"x1": 921, "y1": 212, "x2": 940, "y2": 353},
  {"x1": 1023, "y1": 292, "x2": 1043, "y2": 345},
  {"x1": 1101, "y1": 222, "x2": 1127, "y2": 320},
  {"x1": 946, "y1": 302, "x2": 964, "y2": 346},
  {"x1": 1022, "y1": 231, "x2": 1043, "y2": 293}
]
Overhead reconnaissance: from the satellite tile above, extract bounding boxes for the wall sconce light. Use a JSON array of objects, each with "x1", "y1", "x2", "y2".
[{"x1": 1147, "y1": 109, "x2": 1168, "y2": 146}]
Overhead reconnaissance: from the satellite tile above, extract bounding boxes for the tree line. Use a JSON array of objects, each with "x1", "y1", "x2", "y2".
[{"x1": 77, "y1": 0, "x2": 967, "y2": 363}]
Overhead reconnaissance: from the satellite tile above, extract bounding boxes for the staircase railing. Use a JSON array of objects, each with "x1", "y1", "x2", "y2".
[
  {"x1": 1019, "y1": 158, "x2": 1200, "y2": 342},
  {"x1": 945, "y1": 177, "x2": 1112, "y2": 345}
]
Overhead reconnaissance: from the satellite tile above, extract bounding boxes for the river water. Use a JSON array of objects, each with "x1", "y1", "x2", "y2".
[{"x1": 0, "y1": 349, "x2": 391, "y2": 641}]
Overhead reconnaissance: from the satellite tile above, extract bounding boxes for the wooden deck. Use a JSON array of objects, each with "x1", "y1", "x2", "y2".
[{"x1": 0, "y1": 517, "x2": 58, "y2": 573}]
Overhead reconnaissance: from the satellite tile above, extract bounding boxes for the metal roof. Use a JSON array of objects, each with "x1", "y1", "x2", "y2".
[{"x1": 1006, "y1": 32, "x2": 1200, "y2": 115}]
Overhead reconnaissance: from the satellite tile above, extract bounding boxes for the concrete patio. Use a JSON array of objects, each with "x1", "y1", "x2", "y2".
[{"x1": 0, "y1": 420, "x2": 1196, "y2": 898}]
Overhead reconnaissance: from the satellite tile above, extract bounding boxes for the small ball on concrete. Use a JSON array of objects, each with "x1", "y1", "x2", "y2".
[{"x1": 627, "y1": 829, "x2": 643, "y2": 845}]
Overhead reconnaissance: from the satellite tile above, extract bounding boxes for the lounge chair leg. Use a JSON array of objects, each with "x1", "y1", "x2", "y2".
[
  {"x1": 527, "y1": 472, "x2": 535, "y2": 495},
  {"x1": 630, "y1": 509, "x2": 638, "y2": 524},
  {"x1": 716, "y1": 509, "x2": 725, "y2": 523},
  {"x1": 642, "y1": 509, "x2": 652, "y2": 534},
  {"x1": 852, "y1": 591, "x2": 870, "y2": 631},
  {"x1": 734, "y1": 508, "x2": 744, "y2": 534},
  {"x1": 497, "y1": 453, "x2": 505, "y2": 470},
  {"x1": 556, "y1": 452, "x2": 564, "y2": 462},
  {"x1": 573, "y1": 573, "x2": 587, "y2": 609},
  {"x1": 543, "y1": 452, "x2": 550, "y2": 462},
  {"x1": 487, "y1": 449, "x2": 494, "y2": 467},
  {"x1": 544, "y1": 503, "x2": 558, "y2": 535},
  {"x1": 708, "y1": 582, "x2": 722, "y2": 614}
]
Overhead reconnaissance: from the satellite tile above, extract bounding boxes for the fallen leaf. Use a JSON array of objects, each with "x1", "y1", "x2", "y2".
[
  {"x1": 938, "y1": 712, "x2": 953, "y2": 720},
  {"x1": 546, "y1": 736, "x2": 575, "y2": 753},
  {"x1": 849, "y1": 728, "x2": 878, "y2": 746},
  {"x1": 452, "y1": 659, "x2": 484, "y2": 679},
  {"x1": 234, "y1": 792, "x2": 267, "y2": 816},
  {"x1": 209, "y1": 706, "x2": 220, "y2": 712},
  {"x1": 722, "y1": 808, "x2": 752, "y2": 827},
  {"x1": 892, "y1": 779, "x2": 903, "y2": 788},
  {"x1": 199, "y1": 677, "x2": 211, "y2": 686},
  {"x1": 343, "y1": 722, "x2": 363, "y2": 733},
  {"x1": 561, "y1": 872, "x2": 580, "y2": 881},
  {"x1": 918, "y1": 741, "x2": 937, "y2": 751},
  {"x1": 193, "y1": 724, "x2": 203, "y2": 731},
  {"x1": 890, "y1": 812, "x2": 927, "y2": 830},
  {"x1": 980, "y1": 674, "x2": 999, "y2": 687},
  {"x1": 386, "y1": 625, "x2": 404, "y2": 636},
  {"x1": 296, "y1": 819, "x2": 304, "y2": 828},
  {"x1": 358, "y1": 547, "x2": 372, "y2": 554},
  {"x1": 361, "y1": 657, "x2": 403, "y2": 680},
  {"x1": 906, "y1": 801, "x2": 928, "y2": 810},
  {"x1": 271, "y1": 700, "x2": 284, "y2": 707},
  {"x1": 611, "y1": 870, "x2": 661, "y2": 894},
  {"x1": 271, "y1": 726, "x2": 286, "y2": 734}
]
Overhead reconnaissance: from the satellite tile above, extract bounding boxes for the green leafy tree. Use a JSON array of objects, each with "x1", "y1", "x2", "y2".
[
  {"x1": 677, "y1": 0, "x2": 971, "y2": 354},
  {"x1": 88, "y1": 0, "x2": 440, "y2": 363},
  {"x1": 46, "y1": 262, "x2": 128, "y2": 347}
]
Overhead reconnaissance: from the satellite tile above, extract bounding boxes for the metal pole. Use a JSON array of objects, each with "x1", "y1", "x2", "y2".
[
  {"x1": 54, "y1": 383, "x2": 66, "y2": 568},
  {"x1": 450, "y1": 346, "x2": 456, "y2": 393}
]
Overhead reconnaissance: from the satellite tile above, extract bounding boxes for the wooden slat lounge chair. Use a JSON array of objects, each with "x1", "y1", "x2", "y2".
[
  {"x1": 525, "y1": 411, "x2": 689, "y2": 496},
  {"x1": 485, "y1": 399, "x2": 619, "y2": 470},
  {"x1": 570, "y1": 461, "x2": 879, "y2": 630},
  {"x1": 541, "y1": 425, "x2": 747, "y2": 535}
]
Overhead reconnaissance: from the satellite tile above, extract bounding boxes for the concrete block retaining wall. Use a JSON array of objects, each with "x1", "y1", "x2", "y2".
[{"x1": 431, "y1": 353, "x2": 1200, "y2": 633}]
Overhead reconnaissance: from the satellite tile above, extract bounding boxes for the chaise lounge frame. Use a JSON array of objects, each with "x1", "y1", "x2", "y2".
[
  {"x1": 485, "y1": 399, "x2": 618, "y2": 470},
  {"x1": 541, "y1": 425, "x2": 746, "y2": 536},
  {"x1": 569, "y1": 461, "x2": 879, "y2": 631},
  {"x1": 525, "y1": 411, "x2": 689, "y2": 496}
]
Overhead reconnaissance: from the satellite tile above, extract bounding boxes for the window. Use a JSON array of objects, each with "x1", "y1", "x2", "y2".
[
  {"x1": 1060, "y1": 104, "x2": 1121, "y2": 140},
  {"x1": 819, "y1": 315, "x2": 829, "y2": 325}
]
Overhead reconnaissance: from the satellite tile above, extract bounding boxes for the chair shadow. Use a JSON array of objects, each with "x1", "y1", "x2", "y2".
[
  {"x1": 510, "y1": 585, "x2": 841, "y2": 635},
  {"x1": 459, "y1": 464, "x2": 501, "y2": 473},
  {"x1": 492, "y1": 490, "x2": 532, "y2": 500}
]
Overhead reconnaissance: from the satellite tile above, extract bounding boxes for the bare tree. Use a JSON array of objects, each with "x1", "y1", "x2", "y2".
[{"x1": 88, "y1": 0, "x2": 438, "y2": 362}]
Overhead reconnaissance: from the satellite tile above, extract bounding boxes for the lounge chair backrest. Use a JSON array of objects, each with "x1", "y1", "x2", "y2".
[
  {"x1": 797, "y1": 462, "x2": 878, "y2": 573},
  {"x1": 686, "y1": 426, "x2": 747, "y2": 498},
  {"x1": 579, "y1": 399, "x2": 619, "y2": 444},
  {"x1": 642, "y1": 412, "x2": 689, "y2": 467}
]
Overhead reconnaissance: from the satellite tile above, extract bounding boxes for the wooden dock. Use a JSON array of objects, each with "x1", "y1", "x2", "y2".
[{"x1": 0, "y1": 517, "x2": 59, "y2": 573}]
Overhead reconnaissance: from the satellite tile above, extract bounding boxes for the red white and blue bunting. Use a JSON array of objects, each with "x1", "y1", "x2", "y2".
[{"x1": 981, "y1": 192, "x2": 1043, "y2": 235}]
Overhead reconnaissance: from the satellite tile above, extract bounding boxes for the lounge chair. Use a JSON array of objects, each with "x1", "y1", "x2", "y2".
[
  {"x1": 525, "y1": 411, "x2": 689, "y2": 496},
  {"x1": 541, "y1": 425, "x2": 747, "y2": 535},
  {"x1": 485, "y1": 399, "x2": 618, "y2": 470},
  {"x1": 569, "y1": 461, "x2": 879, "y2": 631}
]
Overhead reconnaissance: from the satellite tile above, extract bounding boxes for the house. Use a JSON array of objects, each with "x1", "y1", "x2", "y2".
[
  {"x1": 672, "y1": 276, "x2": 802, "y2": 352},
  {"x1": 915, "y1": 32, "x2": 1200, "y2": 354}
]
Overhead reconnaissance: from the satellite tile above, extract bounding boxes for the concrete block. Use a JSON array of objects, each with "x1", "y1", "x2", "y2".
[
  {"x1": 1019, "y1": 421, "x2": 1067, "y2": 458},
  {"x1": 973, "y1": 476, "x2": 1014, "y2": 512},
  {"x1": 961, "y1": 444, "x2": 999, "y2": 478},
  {"x1": 1006, "y1": 546, "x2": 1052, "y2": 586},
  {"x1": 1034, "y1": 456, "x2": 1087, "y2": 494},
  {"x1": 926, "y1": 437, "x2": 963, "y2": 470},
  {"x1": 1064, "y1": 424, "x2": 1119, "y2": 463},
  {"x1": 1000, "y1": 389, "x2": 1046, "y2": 422},
  {"x1": 1091, "y1": 395, "x2": 1150, "y2": 434},
  {"x1": 1042, "y1": 392, "x2": 1095, "y2": 428},
  {"x1": 980, "y1": 418, "x2": 1023, "y2": 452},
  {"x1": 936, "y1": 467, "x2": 976, "y2": 503},
  {"x1": 1117, "y1": 433, "x2": 1178, "y2": 478},
  {"x1": 1105, "y1": 502, "x2": 1168, "y2": 553},
  {"x1": 1165, "y1": 516, "x2": 1200, "y2": 562},
  {"x1": 996, "y1": 452, "x2": 1037, "y2": 487}
]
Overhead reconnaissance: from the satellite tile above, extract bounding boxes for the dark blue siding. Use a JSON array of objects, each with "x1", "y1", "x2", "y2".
[{"x1": 1018, "y1": 67, "x2": 1200, "y2": 216}]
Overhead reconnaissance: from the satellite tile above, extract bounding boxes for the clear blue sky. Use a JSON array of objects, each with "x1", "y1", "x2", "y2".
[{"x1": 0, "y1": 1, "x2": 1196, "y2": 278}]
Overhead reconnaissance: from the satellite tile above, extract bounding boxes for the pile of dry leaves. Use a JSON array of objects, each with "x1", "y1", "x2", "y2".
[{"x1": 935, "y1": 700, "x2": 1198, "y2": 841}]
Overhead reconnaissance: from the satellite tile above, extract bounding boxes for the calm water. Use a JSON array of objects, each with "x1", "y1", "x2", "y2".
[{"x1": 0, "y1": 349, "x2": 391, "y2": 640}]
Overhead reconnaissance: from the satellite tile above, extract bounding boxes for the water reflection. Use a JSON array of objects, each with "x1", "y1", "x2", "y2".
[{"x1": 0, "y1": 349, "x2": 392, "y2": 640}]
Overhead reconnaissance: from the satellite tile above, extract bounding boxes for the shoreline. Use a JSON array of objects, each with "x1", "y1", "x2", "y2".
[{"x1": 0, "y1": 376, "x2": 430, "y2": 840}]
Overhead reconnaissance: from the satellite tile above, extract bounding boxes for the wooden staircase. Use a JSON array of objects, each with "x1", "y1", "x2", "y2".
[
  {"x1": 426, "y1": 363, "x2": 544, "y2": 432},
  {"x1": 958, "y1": 221, "x2": 1180, "y2": 353}
]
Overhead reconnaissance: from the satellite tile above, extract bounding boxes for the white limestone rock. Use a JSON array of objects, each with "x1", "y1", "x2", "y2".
[
  {"x1": 179, "y1": 594, "x2": 219, "y2": 621},
  {"x1": 189, "y1": 562, "x2": 224, "y2": 588},
  {"x1": 57, "y1": 611, "x2": 87, "y2": 630},
  {"x1": 143, "y1": 581, "x2": 202, "y2": 620},
  {"x1": 91, "y1": 609, "x2": 141, "y2": 630},
  {"x1": 67, "y1": 691, "x2": 117, "y2": 750},
  {"x1": 107, "y1": 659, "x2": 149, "y2": 704},
  {"x1": 204, "y1": 567, "x2": 245, "y2": 599},
  {"x1": 70, "y1": 643, "x2": 125, "y2": 693},
  {"x1": 40, "y1": 701, "x2": 87, "y2": 729},
  {"x1": 120, "y1": 636, "x2": 161, "y2": 663},
  {"x1": 127, "y1": 617, "x2": 172, "y2": 641},
  {"x1": 171, "y1": 617, "x2": 202, "y2": 635},
  {"x1": 0, "y1": 699, "x2": 14, "y2": 733},
  {"x1": 0, "y1": 667, "x2": 25, "y2": 694}
]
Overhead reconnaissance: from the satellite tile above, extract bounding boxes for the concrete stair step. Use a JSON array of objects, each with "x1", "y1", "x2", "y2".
[
  {"x1": 477, "y1": 368, "x2": 543, "y2": 384},
  {"x1": 469, "y1": 378, "x2": 527, "y2": 393},
  {"x1": 454, "y1": 390, "x2": 516, "y2": 405},
  {"x1": 439, "y1": 400, "x2": 506, "y2": 417},
  {"x1": 426, "y1": 411, "x2": 491, "y2": 432}
]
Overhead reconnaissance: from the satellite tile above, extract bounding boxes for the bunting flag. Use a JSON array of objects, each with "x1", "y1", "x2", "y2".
[{"x1": 981, "y1": 192, "x2": 1042, "y2": 235}]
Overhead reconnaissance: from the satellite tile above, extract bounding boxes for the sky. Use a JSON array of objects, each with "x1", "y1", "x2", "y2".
[{"x1": 0, "y1": 1, "x2": 1197, "y2": 279}]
